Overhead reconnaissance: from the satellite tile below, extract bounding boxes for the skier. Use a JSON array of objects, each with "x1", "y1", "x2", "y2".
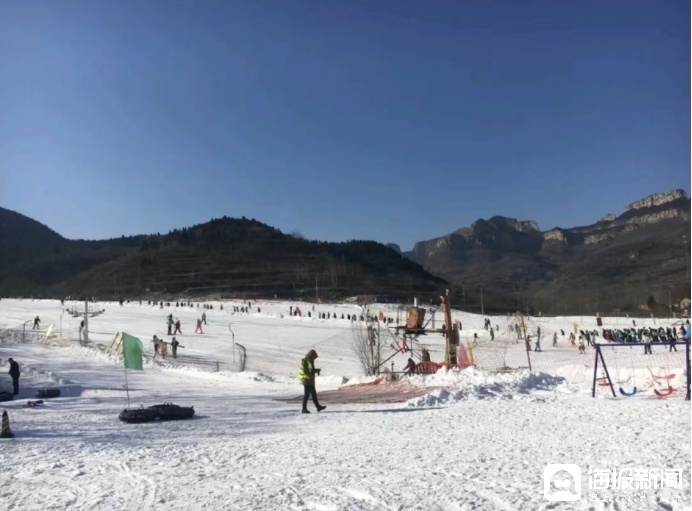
[
  {"x1": 669, "y1": 338, "x2": 678, "y2": 352},
  {"x1": 534, "y1": 335, "x2": 542, "y2": 352},
  {"x1": 201, "y1": 312, "x2": 207, "y2": 325},
  {"x1": 171, "y1": 337, "x2": 184, "y2": 358},
  {"x1": 421, "y1": 348, "x2": 431, "y2": 362},
  {"x1": 578, "y1": 339, "x2": 586, "y2": 354},
  {"x1": 298, "y1": 350, "x2": 326, "y2": 414},
  {"x1": 195, "y1": 319, "x2": 204, "y2": 334},
  {"x1": 33, "y1": 316, "x2": 41, "y2": 329},
  {"x1": 8, "y1": 358, "x2": 20, "y2": 395},
  {"x1": 174, "y1": 320, "x2": 182, "y2": 335},
  {"x1": 490, "y1": 328, "x2": 495, "y2": 341},
  {"x1": 167, "y1": 315, "x2": 173, "y2": 336},
  {"x1": 152, "y1": 335, "x2": 162, "y2": 357},
  {"x1": 403, "y1": 357, "x2": 417, "y2": 375},
  {"x1": 553, "y1": 332, "x2": 558, "y2": 347}
]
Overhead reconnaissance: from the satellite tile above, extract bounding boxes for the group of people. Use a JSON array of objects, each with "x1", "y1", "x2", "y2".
[
  {"x1": 401, "y1": 348, "x2": 432, "y2": 375},
  {"x1": 602, "y1": 325, "x2": 689, "y2": 344},
  {"x1": 152, "y1": 335, "x2": 184, "y2": 359},
  {"x1": 160, "y1": 312, "x2": 208, "y2": 356}
]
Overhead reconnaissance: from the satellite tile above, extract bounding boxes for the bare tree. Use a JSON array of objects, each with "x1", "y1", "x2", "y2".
[{"x1": 351, "y1": 308, "x2": 381, "y2": 375}]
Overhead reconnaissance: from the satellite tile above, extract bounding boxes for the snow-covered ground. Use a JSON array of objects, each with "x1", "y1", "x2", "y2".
[{"x1": 0, "y1": 298, "x2": 689, "y2": 510}]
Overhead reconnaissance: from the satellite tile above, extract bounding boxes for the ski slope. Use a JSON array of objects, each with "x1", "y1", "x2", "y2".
[{"x1": 0, "y1": 299, "x2": 689, "y2": 510}]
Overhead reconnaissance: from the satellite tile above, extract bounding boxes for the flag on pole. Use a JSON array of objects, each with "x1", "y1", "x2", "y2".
[{"x1": 122, "y1": 333, "x2": 144, "y2": 370}]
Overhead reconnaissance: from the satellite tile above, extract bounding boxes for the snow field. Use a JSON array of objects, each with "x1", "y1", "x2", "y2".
[{"x1": 0, "y1": 299, "x2": 689, "y2": 510}]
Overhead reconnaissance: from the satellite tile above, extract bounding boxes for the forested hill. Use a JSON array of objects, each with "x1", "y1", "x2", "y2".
[{"x1": 0, "y1": 208, "x2": 446, "y2": 300}]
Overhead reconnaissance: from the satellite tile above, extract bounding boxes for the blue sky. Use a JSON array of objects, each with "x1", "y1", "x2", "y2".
[{"x1": 1, "y1": 0, "x2": 689, "y2": 249}]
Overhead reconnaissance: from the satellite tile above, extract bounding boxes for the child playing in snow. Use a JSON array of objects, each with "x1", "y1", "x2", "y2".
[
  {"x1": 195, "y1": 318, "x2": 204, "y2": 334},
  {"x1": 578, "y1": 339, "x2": 586, "y2": 354}
]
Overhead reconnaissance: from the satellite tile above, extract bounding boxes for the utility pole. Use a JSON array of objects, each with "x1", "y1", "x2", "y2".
[
  {"x1": 480, "y1": 285, "x2": 484, "y2": 317},
  {"x1": 462, "y1": 282, "x2": 466, "y2": 310},
  {"x1": 684, "y1": 235, "x2": 690, "y2": 283},
  {"x1": 315, "y1": 275, "x2": 318, "y2": 303},
  {"x1": 83, "y1": 300, "x2": 89, "y2": 345}
]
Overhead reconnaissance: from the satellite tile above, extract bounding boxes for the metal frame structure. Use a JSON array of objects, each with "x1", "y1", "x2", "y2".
[{"x1": 592, "y1": 341, "x2": 691, "y2": 400}]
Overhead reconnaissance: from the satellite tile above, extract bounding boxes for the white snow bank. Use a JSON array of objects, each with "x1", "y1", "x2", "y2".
[{"x1": 406, "y1": 367, "x2": 566, "y2": 407}]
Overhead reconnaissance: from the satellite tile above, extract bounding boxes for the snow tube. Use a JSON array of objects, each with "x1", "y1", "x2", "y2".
[
  {"x1": 148, "y1": 403, "x2": 195, "y2": 421},
  {"x1": 119, "y1": 408, "x2": 158, "y2": 423},
  {"x1": 651, "y1": 373, "x2": 675, "y2": 381},
  {"x1": 619, "y1": 387, "x2": 638, "y2": 397},
  {"x1": 36, "y1": 388, "x2": 61, "y2": 399},
  {"x1": 0, "y1": 391, "x2": 14, "y2": 402}
]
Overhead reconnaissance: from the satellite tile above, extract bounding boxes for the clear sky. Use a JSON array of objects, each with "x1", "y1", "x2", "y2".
[{"x1": 1, "y1": 0, "x2": 689, "y2": 249}]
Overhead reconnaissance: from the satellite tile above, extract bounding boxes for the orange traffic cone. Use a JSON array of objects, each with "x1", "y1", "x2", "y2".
[{"x1": 1, "y1": 410, "x2": 14, "y2": 438}]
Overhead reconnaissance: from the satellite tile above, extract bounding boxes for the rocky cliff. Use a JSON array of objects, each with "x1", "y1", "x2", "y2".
[
  {"x1": 623, "y1": 189, "x2": 687, "y2": 213},
  {"x1": 406, "y1": 190, "x2": 691, "y2": 313}
]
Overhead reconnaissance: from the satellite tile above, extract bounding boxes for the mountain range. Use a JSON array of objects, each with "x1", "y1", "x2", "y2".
[
  {"x1": 0, "y1": 209, "x2": 444, "y2": 302},
  {"x1": 0, "y1": 189, "x2": 689, "y2": 313},
  {"x1": 403, "y1": 189, "x2": 690, "y2": 314}
]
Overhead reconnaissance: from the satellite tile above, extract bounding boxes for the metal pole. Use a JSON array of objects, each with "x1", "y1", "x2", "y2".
[
  {"x1": 83, "y1": 300, "x2": 89, "y2": 345},
  {"x1": 22, "y1": 320, "x2": 30, "y2": 343},
  {"x1": 123, "y1": 364, "x2": 131, "y2": 410},
  {"x1": 684, "y1": 236, "x2": 690, "y2": 283},
  {"x1": 685, "y1": 340, "x2": 690, "y2": 401},
  {"x1": 228, "y1": 323, "x2": 236, "y2": 362},
  {"x1": 591, "y1": 345, "x2": 599, "y2": 398},
  {"x1": 480, "y1": 286, "x2": 484, "y2": 316},
  {"x1": 599, "y1": 347, "x2": 616, "y2": 398}
]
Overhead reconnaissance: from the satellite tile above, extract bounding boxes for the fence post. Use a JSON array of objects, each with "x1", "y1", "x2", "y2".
[{"x1": 22, "y1": 320, "x2": 30, "y2": 343}]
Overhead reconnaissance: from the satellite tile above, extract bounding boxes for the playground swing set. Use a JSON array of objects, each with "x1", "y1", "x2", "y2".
[{"x1": 592, "y1": 341, "x2": 691, "y2": 400}]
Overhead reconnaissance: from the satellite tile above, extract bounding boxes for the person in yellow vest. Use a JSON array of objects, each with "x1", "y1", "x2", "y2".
[{"x1": 298, "y1": 350, "x2": 326, "y2": 414}]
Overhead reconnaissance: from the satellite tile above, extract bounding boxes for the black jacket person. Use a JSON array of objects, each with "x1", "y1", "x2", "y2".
[
  {"x1": 8, "y1": 358, "x2": 20, "y2": 395},
  {"x1": 171, "y1": 337, "x2": 184, "y2": 358},
  {"x1": 298, "y1": 350, "x2": 326, "y2": 413}
]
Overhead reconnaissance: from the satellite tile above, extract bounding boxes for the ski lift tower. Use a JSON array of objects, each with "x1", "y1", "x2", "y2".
[
  {"x1": 384, "y1": 291, "x2": 458, "y2": 367},
  {"x1": 72, "y1": 299, "x2": 99, "y2": 345}
]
